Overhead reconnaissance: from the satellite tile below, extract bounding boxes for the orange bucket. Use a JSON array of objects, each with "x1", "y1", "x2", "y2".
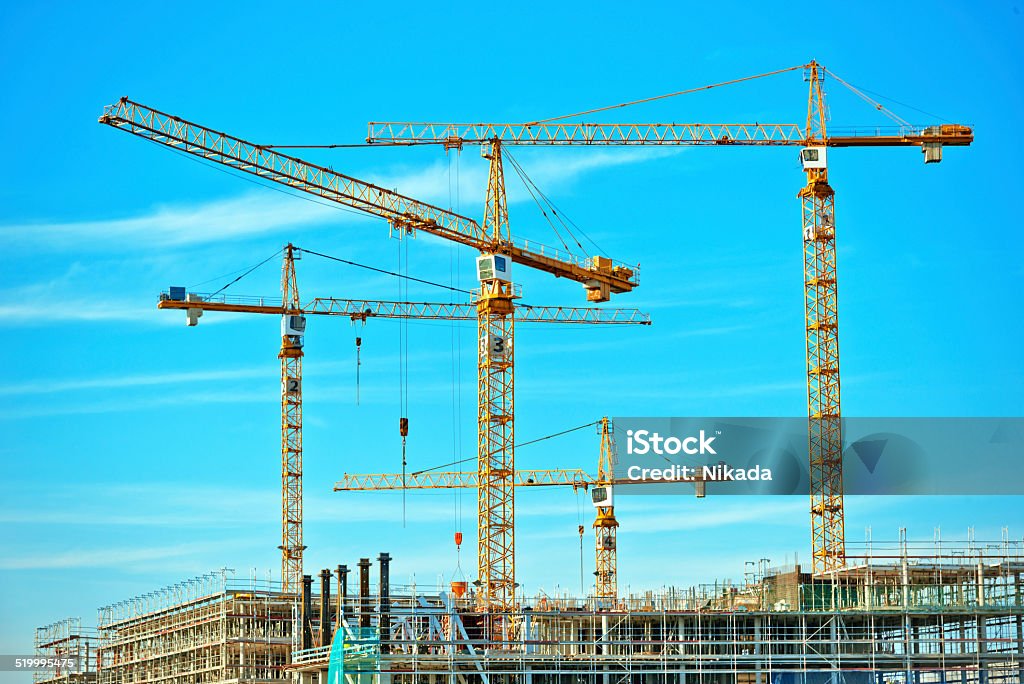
[{"x1": 450, "y1": 580, "x2": 468, "y2": 598}]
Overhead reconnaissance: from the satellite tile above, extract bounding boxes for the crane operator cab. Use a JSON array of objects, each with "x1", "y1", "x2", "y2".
[
  {"x1": 282, "y1": 314, "x2": 306, "y2": 346},
  {"x1": 477, "y1": 254, "x2": 512, "y2": 282},
  {"x1": 591, "y1": 486, "x2": 613, "y2": 508},
  {"x1": 800, "y1": 147, "x2": 828, "y2": 171}
]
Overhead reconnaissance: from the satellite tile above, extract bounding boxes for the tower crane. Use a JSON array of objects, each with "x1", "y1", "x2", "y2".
[
  {"x1": 362, "y1": 61, "x2": 974, "y2": 575},
  {"x1": 592, "y1": 417, "x2": 618, "y2": 600},
  {"x1": 335, "y1": 417, "x2": 708, "y2": 603},
  {"x1": 101, "y1": 99, "x2": 642, "y2": 622},
  {"x1": 160, "y1": 245, "x2": 649, "y2": 595}
]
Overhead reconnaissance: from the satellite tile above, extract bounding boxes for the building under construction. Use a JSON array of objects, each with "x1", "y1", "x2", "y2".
[{"x1": 33, "y1": 536, "x2": 1024, "y2": 684}]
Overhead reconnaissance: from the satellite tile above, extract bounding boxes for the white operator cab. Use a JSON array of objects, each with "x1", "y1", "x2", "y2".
[
  {"x1": 800, "y1": 146, "x2": 828, "y2": 171},
  {"x1": 591, "y1": 485, "x2": 613, "y2": 508},
  {"x1": 282, "y1": 314, "x2": 307, "y2": 346},
  {"x1": 476, "y1": 254, "x2": 512, "y2": 282}
]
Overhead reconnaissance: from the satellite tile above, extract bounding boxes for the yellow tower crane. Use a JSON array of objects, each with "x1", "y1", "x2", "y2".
[
  {"x1": 592, "y1": 417, "x2": 618, "y2": 600},
  {"x1": 101, "y1": 98, "x2": 641, "y2": 621},
  {"x1": 159, "y1": 246, "x2": 649, "y2": 595},
  {"x1": 335, "y1": 417, "x2": 707, "y2": 604},
  {"x1": 362, "y1": 61, "x2": 973, "y2": 575},
  {"x1": 163, "y1": 243, "x2": 312, "y2": 591}
]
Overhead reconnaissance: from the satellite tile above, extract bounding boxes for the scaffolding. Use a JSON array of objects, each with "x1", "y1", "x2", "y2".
[
  {"x1": 34, "y1": 618, "x2": 99, "y2": 684},
  {"x1": 34, "y1": 537, "x2": 1024, "y2": 684},
  {"x1": 288, "y1": 538, "x2": 1024, "y2": 684},
  {"x1": 95, "y1": 571, "x2": 295, "y2": 684}
]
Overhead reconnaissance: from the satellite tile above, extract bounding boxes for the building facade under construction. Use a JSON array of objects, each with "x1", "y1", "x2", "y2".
[{"x1": 32, "y1": 536, "x2": 1024, "y2": 684}]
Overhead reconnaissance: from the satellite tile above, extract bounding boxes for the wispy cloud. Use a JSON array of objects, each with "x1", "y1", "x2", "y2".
[
  {"x1": 0, "y1": 269, "x2": 175, "y2": 326},
  {"x1": 0, "y1": 541, "x2": 243, "y2": 570},
  {"x1": 0, "y1": 348, "x2": 469, "y2": 418},
  {"x1": 0, "y1": 299, "x2": 165, "y2": 325},
  {"x1": 0, "y1": 367, "x2": 269, "y2": 396},
  {"x1": 0, "y1": 264, "x2": 260, "y2": 327},
  {"x1": 374, "y1": 148, "x2": 682, "y2": 211},
  {"x1": 0, "y1": 148, "x2": 676, "y2": 336},
  {"x1": 1, "y1": 149, "x2": 675, "y2": 254},
  {"x1": 0, "y1": 192, "x2": 350, "y2": 251},
  {"x1": 0, "y1": 482, "x2": 480, "y2": 530},
  {"x1": 518, "y1": 148, "x2": 683, "y2": 184},
  {"x1": 0, "y1": 483, "x2": 278, "y2": 528},
  {"x1": 0, "y1": 390, "x2": 277, "y2": 420}
]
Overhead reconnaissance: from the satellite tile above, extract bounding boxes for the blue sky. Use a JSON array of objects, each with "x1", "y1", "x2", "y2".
[{"x1": 1, "y1": 0, "x2": 1022, "y2": 671}]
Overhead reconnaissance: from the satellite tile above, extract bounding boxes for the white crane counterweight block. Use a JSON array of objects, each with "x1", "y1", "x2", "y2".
[{"x1": 185, "y1": 293, "x2": 204, "y2": 327}]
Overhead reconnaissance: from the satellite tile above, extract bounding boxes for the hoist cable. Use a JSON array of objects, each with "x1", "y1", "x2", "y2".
[
  {"x1": 296, "y1": 247, "x2": 473, "y2": 295},
  {"x1": 527, "y1": 64, "x2": 805, "y2": 125},
  {"x1": 412, "y1": 420, "x2": 601, "y2": 475},
  {"x1": 206, "y1": 250, "x2": 280, "y2": 298}
]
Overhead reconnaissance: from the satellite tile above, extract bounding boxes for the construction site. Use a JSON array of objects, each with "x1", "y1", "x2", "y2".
[{"x1": 27, "y1": 61, "x2": 1022, "y2": 684}]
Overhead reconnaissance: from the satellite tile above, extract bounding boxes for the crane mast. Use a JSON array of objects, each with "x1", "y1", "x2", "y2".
[
  {"x1": 478, "y1": 141, "x2": 517, "y2": 617},
  {"x1": 593, "y1": 417, "x2": 619, "y2": 602},
  {"x1": 799, "y1": 62, "x2": 845, "y2": 574},
  {"x1": 279, "y1": 244, "x2": 305, "y2": 592}
]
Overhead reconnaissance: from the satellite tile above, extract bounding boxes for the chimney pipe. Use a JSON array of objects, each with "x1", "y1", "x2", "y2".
[
  {"x1": 378, "y1": 553, "x2": 391, "y2": 653},
  {"x1": 336, "y1": 564, "x2": 348, "y2": 624},
  {"x1": 319, "y1": 568, "x2": 333, "y2": 647},
  {"x1": 300, "y1": 575, "x2": 313, "y2": 651},
  {"x1": 358, "y1": 558, "x2": 371, "y2": 630}
]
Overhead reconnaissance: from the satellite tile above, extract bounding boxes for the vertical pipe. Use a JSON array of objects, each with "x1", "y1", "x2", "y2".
[
  {"x1": 336, "y1": 564, "x2": 348, "y2": 624},
  {"x1": 959, "y1": 618, "x2": 968, "y2": 684},
  {"x1": 320, "y1": 568, "x2": 332, "y2": 647},
  {"x1": 977, "y1": 614, "x2": 989, "y2": 684},
  {"x1": 903, "y1": 613, "x2": 914, "y2": 684},
  {"x1": 300, "y1": 575, "x2": 313, "y2": 651},
  {"x1": 599, "y1": 614, "x2": 609, "y2": 684},
  {"x1": 378, "y1": 553, "x2": 391, "y2": 653},
  {"x1": 976, "y1": 557, "x2": 985, "y2": 607},
  {"x1": 358, "y1": 558, "x2": 371, "y2": 630},
  {"x1": 754, "y1": 616, "x2": 763, "y2": 684}
]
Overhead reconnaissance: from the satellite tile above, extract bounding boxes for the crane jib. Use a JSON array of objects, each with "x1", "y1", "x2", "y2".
[
  {"x1": 99, "y1": 99, "x2": 639, "y2": 295},
  {"x1": 155, "y1": 296, "x2": 651, "y2": 325},
  {"x1": 365, "y1": 122, "x2": 973, "y2": 148}
]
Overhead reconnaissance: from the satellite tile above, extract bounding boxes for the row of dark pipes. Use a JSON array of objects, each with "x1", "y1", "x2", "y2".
[{"x1": 299, "y1": 552, "x2": 391, "y2": 652}]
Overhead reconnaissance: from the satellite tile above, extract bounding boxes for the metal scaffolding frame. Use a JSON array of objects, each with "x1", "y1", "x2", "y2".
[
  {"x1": 34, "y1": 537, "x2": 1024, "y2": 684},
  {"x1": 95, "y1": 572, "x2": 295, "y2": 684},
  {"x1": 34, "y1": 618, "x2": 98, "y2": 684}
]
